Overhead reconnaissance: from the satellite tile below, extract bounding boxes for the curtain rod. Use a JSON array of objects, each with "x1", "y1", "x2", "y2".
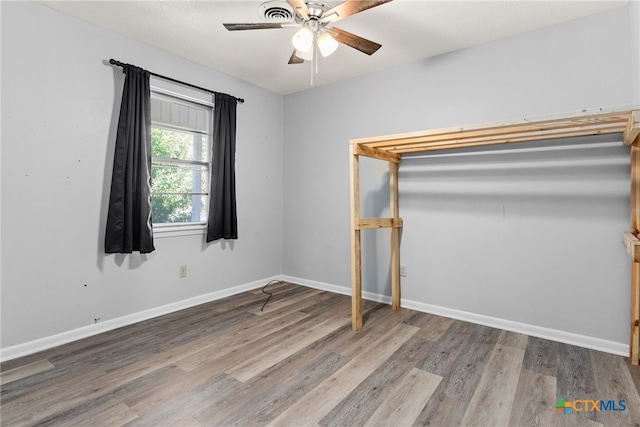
[{"x1": 109, "y1": 59, "x2": 244, "y2": 104}]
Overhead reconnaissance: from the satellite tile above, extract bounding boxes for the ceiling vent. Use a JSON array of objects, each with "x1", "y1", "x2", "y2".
[{"x1": 258, "y1": 1, "x2": 295, "y2": 22}]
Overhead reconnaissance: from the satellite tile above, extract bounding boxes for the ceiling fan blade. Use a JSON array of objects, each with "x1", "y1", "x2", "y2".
[
  {"x1": 322, "y1": 0, "x2": 392, "y2": 23},
  {"x1": 330, "y1": 27, "x2": 382, "y2": 55},
  {"x1": 223, "y1": 23, "x2": 285, "y2": 31},
  {"x1": 286, "y1": 0, "x2": 310, "y2": 20},
  {"x1": 288, "y1": 50, "x2": 305, "y2": 64}
]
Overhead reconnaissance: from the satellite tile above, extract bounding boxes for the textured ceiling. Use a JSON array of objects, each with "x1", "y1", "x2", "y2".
[{"x1": 38, "y1": 0, "x2": 629, "y2": 95}]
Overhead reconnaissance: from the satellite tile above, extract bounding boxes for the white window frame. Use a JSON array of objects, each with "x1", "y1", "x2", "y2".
[{"x1": 149, "y1": 86, "x2": 214, "y2": 237}]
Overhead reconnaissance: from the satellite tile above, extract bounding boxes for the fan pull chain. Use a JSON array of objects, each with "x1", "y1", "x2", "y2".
[{"x1": 310, "y1": 36, "x2": 317, "y2": 86}]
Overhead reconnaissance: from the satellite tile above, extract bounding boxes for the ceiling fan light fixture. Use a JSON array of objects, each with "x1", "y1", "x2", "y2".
[
  {"x1": 292, "y1": 26, "x2": 314, "y2": 52},
  {"x1": 317, "y1": 32, "x2": 338, "y2": 57},
  {"x1": 295, "y1": 48, "x2": 313, "y2": 61}
]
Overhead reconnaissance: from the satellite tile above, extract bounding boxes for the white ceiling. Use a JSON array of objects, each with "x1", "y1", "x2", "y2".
[{"x1": 38, "y1": 0, "x2": 629, "y2": 95}]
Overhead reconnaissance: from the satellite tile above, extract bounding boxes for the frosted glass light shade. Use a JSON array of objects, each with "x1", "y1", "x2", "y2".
[
  {"x1": 295, "y1": 48, "x2": 313, "y2": 61},
  {"x1": 292, "y1": 27, "x2": 313, "y2": 52},
  {"x1": 317, "y1": 32, "x2": 338, "y2": 57}
]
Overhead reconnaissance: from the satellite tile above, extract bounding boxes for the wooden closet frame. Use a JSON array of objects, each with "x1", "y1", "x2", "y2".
[{"x1": 349, "y1": 107, "x2": 640, "y2": 364}]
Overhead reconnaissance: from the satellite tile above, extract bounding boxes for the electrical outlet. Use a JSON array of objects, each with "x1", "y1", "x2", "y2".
[
  {"x1": 400, "y1": 264, "x2": 407, "y2": 277},
  {"x1": 179, "y1": 265, "x2": 187, "y2": 278}
]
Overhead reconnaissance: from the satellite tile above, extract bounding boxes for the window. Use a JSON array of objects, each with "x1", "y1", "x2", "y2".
[{"x1": 150, "y1": 90, "x2": 213, "y2": 227}]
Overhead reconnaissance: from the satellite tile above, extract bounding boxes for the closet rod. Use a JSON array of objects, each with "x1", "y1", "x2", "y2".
[{"x1": 109, "y1": 59, "x2": 245, "y2": 104}]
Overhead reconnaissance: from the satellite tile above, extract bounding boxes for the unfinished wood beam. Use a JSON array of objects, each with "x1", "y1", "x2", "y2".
[
  {"x1": 351, "y1": 108, "x2": 638, "y2": 156},
  {"x1": 349, "y1": 145, "x2": 362, "y2": 331},
  {"x1": 631, "y1": 145, "x2": 640, "y2": 365},
  {"x1": 390, "y1": 160, "x2": 401, "y2": 310},
  {"x1": 354, "y1": 144, "x2": 401, "y2": 163},
  {"x1": 382, "y1": 125, "x2": 626, "y2": 154},
  {"x1": 632, "y1": 263, "x2": 639, "y2": 366},
  {"x1": 356, "y1": 218, "x2": 403, "y2": 229},
  {"x1": 351, "y1": 108, "x2": 634, "y2": 148},
  {"x1": 632, "y1": 145, "x2": 639, "y2": 243},
  {"x1": 623, "y1": 232, "x2": 640, "y2": 262},
  {"x1": 624, "y1": 111, "x2": 640, "y2": 146},
  {"x1": 368, "y1": 118, "x2": 626, "y2": 151}
]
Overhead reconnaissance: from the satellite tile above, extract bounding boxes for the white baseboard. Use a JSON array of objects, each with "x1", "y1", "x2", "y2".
[
  {"x1": 280, "y1": 275, "x2": 392, "y2": 304},
  {"x1": 282, "y1": 275, "x2": 628, "y2": 357},
  {"x1": 0, "y1": 276, "x2": 280, "y2": 362},
  {"x1": 401, "y1": 299, "x2": 628, "y2": 357},
  {"x1": 281, "y1": 275, "x2": 350, "y2": 296},
  {"x1": 3, "y1": 275, "x2": 627, "y2": 361}
]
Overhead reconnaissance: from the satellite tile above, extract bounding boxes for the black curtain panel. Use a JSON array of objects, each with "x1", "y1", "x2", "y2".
[
  {"x1": 207, "y1": 93, "x2": 238, "y2": 242},
  {"x1": 104, "y1": 64, "x2": 155, "y2": 254}
]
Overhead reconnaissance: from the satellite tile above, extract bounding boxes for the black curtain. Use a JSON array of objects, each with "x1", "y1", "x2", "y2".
[
  {"x1": 207, "y1": 93, "x2": 238, "y2": 242},
  {"x1": 104, "y1": 64, "x2": 155, "y2": 254}
]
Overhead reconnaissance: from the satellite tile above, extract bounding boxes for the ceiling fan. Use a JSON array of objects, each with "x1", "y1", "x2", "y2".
[{"x1": 223, "y1": 0, "x2": 392, "y2": 64}]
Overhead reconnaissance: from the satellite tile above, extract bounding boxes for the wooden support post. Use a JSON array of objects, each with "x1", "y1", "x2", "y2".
[
  {"x1": 631, "y1": 145, "x2": 640, "y2": 365},
  {"x1": 350, "y1": 144, "x2": 362, "y2": 330},
  {"x1": 632, "y1": 263, "x2": 639, "y2": 365},
  {"x1": 390, "y1": 160, "x2": 401, "y2": 310},
  {"x1": 633, "y1": 147, "x2": 640, "y2": 233}
]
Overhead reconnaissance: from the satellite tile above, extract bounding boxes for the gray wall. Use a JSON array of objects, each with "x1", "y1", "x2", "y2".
[
  {"x1": 2, "y1": 1, "x2": 638, "y2": 356},
  {"x1": 283, "y1": 6, "x2": 637, "y2": 346},
  {"x1": 1, "y1": 2, "x2": 284, "y2": 350}
]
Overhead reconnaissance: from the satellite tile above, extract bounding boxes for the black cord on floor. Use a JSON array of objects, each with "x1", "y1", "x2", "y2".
[{"x1": 260, "y1": 280, "x2": 283, "y2": 311}]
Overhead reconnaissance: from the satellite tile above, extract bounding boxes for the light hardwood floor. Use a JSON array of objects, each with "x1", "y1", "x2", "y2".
[{"x1": 1, "y1": 282, "x2": 639, "y2": 426}]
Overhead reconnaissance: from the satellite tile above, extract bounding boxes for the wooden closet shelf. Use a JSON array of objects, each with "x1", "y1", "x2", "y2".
[
  {"x1": 351, "y1": 108, "x2": 639, "y2": 155},
  {"x1": 349, "y1": 106, "x2": 640, "y2": 365}
]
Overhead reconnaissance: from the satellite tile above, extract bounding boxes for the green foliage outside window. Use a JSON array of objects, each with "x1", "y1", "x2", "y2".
[{"x1": 151, "y1": 128, "x2": 208, "y2": 224}]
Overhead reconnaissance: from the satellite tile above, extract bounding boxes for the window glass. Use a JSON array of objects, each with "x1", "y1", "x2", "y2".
[{"x1": 150, "y1": 91, "x2": 212, "y2": 225}]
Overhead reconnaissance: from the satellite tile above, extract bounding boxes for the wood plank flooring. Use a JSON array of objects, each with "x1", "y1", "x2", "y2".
[{"x1": 1, "y1": 282, "x2": 639, "y2": 426}]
